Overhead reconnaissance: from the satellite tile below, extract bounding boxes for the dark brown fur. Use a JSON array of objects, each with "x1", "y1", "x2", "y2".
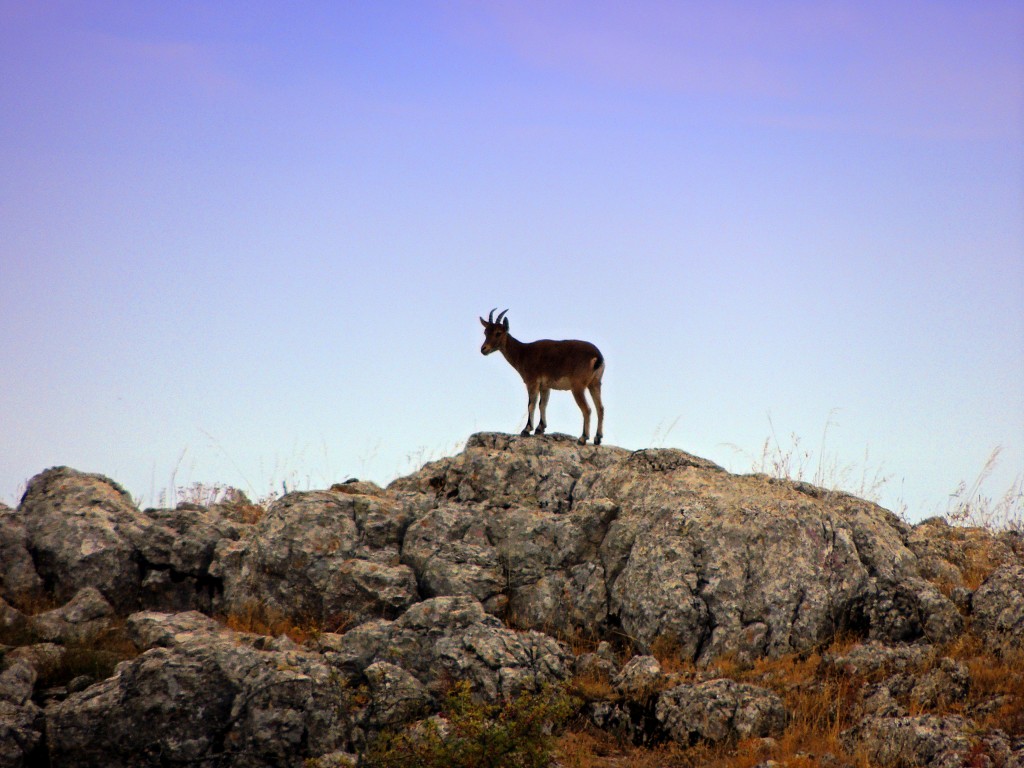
[{"x1": 480, "y1": 309, "x2": 605, "y2": 445}]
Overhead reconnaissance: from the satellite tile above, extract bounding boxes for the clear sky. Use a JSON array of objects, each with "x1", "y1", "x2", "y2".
[{"x1": 2, "y1": 1, "x2": 1022, "y2": 521}]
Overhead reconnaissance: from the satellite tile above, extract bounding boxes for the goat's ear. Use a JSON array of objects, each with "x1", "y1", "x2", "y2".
[
  {"x1": 480, "y1": 317, "x2": 488, "y2": 327},
  {"x1": 502, "y1": 317, "x2": 509, "y2": 329}
]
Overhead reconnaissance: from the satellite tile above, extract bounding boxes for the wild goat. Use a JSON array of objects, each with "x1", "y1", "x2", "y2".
[{"x1": 479, "y1": 309, "x2": 605, "y2": 445}]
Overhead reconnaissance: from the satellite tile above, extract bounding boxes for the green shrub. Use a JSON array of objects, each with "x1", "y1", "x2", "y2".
[{"x1": 363, "y1": 681, "x2": 579, "y2": 768}]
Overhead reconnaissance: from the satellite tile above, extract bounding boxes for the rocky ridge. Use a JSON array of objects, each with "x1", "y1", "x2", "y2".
[{"x1": 1, "y1": 432, "x2": 1022, "y2": 766}]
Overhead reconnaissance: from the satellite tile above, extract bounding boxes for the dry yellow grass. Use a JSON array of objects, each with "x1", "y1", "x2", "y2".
[
  {"x1": 217, "y1": 601, "x2": 323, "y2": 644},
  {"x1": 555, "y1": 622, "x2": 1024, "y2": 768}
]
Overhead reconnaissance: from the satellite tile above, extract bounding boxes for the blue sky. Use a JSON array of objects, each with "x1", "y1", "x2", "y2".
[{"x1": 2, "y1": 1, "x2": 1022, "y2": 520}]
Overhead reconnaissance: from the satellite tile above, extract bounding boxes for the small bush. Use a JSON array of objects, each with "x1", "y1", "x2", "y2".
[{"x1": 363, "y1": 681, "x2": 579, "y2": 768}]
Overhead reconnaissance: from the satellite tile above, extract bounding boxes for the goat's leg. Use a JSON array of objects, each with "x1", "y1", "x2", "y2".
[
  {"x1": 572, "y1": 387, "x2": 591, "y2": 445},
  {"x1": 522, "y1": 386, "x2": 539, "y2": 436},
  {"x1": 535, "y1": 388, "x2": 550, "y2": 435},
  {"x1": 588, "y1": 380, "x2": 604, "y2": 446}
]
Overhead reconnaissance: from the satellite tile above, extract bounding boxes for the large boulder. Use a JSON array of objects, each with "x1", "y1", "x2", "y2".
[
  {"x1": 213, "y1": 490, "x2": 419, "y2": 626},
  {"x1": 29, "y1": 587, "x2": 114, "y2": 644},
  {"x1": 319, "y1": 595, "x2": 572, "y2": 700},
  {"x1": 46, "y1": 611, "x2": 358, "y2": 768},
  {"x1": 389, "y1": 432, "x2": 629, "y2": 511},
  {"x1": 842, "y1": 715, "x2": 981, "y2": 768},
  {"x1": 133, "y1": 502, "x2": 252, "y2": 612},
  {"x1": 655, "y1": 679, "x2": 788, "y2": 745},
  {"x1": 394, "y1": 435, "x2": 962, "y2": 664},
  {"x1": 14, "y1": 468, "x2": 247, "y2": 615},
  {"x1": 972, "y1": 563, "x2": 1024, "y2": 649},
  {"x1": 17, "y1": 468, "x2": 147, "y2": 612}
]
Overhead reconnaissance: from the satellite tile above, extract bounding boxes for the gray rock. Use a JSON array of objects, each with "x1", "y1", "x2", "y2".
[
  {"x1": 0, "y1": 660, "x2": 36, "y2": 707},
  {"x1": 127, "y1": 609, "x2": 230, "y2": 649},
  {"x1": 401, "y1": 500, "x2": 612, "y2": 630},
  {"x1": 364, "y1": 661, "x2": 433, "y2": 728},
  {"x1": 136, "y1": 502, "x2": 251, "y2": 611},
  {"x1": 0, "y1": 597, "x2": 30, "y2": 643},
  {"x1": 0, "y1": 697, "x2": 43, "y2": 768},
  {"x1": 321, "y1": 595, "x2": 571, "y2": 700},
  {"x1": 389, "y1": 432, "x2": 629, "y2": 511},
  {"x1": 8, "y1": 435, "x2": 1005, "y2": 764},
  {"x1": 30, "y1": 587, "x2": 114, "y2": 643},
  {"x1": 395, "y1": 435, "x2": 961, "y2": 665},
  {"x1": 973, "y1": 564, "x2": 1024, "y2": 649},
  {"x1": 824, "y1": 642, "x2": 969, "y2": 714},
  {"x1": 4, "y1": 643, "x2": 65, "y2": 679},
  {"x1": 16, "y1": 467, "x2": 240, "y2": 615},
  {"x1": 214, "y1": 490, "x2": 418, "y2": 626},
  {"x1": 18, "y1": 467, "x2": 147, "y2": 612},
  {"x1": 0, "y1": 506, "x2": 43, "y2": 607},
  {"x1": 655, "y1": 679, "x2": 788, "y2": 745},
  {"x1": 842, "y1": 715, "x2": 975, "y2": 768},
  {"x1": 908, "y1": 517, "x2": 1017, "y2": 591},
  {"x1": 612, "y1": 655, "x2": 662, "y2": 702},
  {"x1": 47, "y1": 611, "x2": 357, "y2": 768}
]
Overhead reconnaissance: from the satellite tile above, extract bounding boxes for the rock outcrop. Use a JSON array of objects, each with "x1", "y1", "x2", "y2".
[{"x1": 0, "y1": 433, "x2": 1020, "y2": 766}]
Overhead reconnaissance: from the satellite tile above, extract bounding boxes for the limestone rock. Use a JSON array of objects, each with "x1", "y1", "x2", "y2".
[
  {"x1": 214, "y1": 490, "x2": 418, "y2": 626},
  {"x1": 612, "y1": 655, "x2": 662, "y2": 703},
  {"x1": 0, "y1": 658, "x2": 44, "y2": 766},
  {"x1": 47, "y1": 612, "x2": 356, "y2": 768},
  {"x1": 655, "y1": 679, "x2": 788, "y2": 745},
  {"x1": 135, "y1": 502, "x2": 250, "y2": 612},
  {"x1": 321, "y1": 595, "x2": 571, "y2": 700},
  {"x1": 30, "y1": 587, "x2": 114, "y2": 643},
  {"x1": 364, "y1": 661, "x2": 434, "y2": 729},
  {"x1": 394, "y1": 435, "x2": 961, "y2": 664},
  {"x1": 908, "y1": 517, "x2": 1017, "y2": 591},
  {"x1": 6, "y1": 434, "x2": 1006, "y2": 765},
  {"x1": 973, "y1": 564, "x2": 1024, "y2": 648},
  {"x1": 842, "y1": 715, "x2": 977, "y2": 768},
  {"x1": 824, "y1": 642, "x2": 969, "y2": 714},
  {"x1": 18, "y1": 467, "x2": 146, "y2": 612},
  {"x1": 388, "y1": 432, "x2": 629, "y2": 511},
  {"x1": 0, "y1": 506, "x2": 43, "y2": 606}
]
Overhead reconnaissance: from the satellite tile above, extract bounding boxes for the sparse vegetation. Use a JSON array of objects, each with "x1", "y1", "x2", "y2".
[
  {"x1": 553, "y1": 623, "x2": 1024, "y2": 767},
  {"x1": 361, "y1": 681, "x2": 578, "y2": 768},
  {"x1": 945, "y1": 446, "x2": 1024, "y2": 531},
  {"x1": 215, "y1": 600, "x2": 356, "y2": 644}
]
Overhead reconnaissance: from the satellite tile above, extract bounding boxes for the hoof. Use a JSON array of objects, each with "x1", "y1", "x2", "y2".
[
  {"x1": 577, "y1": 436, "x2": 588, "y2": 446},
  {"x1": 534, "y1": 426, "x2": 546, "y2": 436},
  {"x1": 594, "y1": 435, "x2": 602, "y2": 446},
  {"x1": 520, "y1": 429, "x2": 532, "y2": 437}
]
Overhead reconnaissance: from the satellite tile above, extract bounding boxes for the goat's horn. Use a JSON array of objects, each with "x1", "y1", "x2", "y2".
[
  {"x1": 487, "y1": 308, "x2": 497, "y2": 323},
  {"x1": 496, "y1": 309, "x2": 509, "y2": 324}
]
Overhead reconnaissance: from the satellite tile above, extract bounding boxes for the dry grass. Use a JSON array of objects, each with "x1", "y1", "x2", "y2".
[
  {"x1": 555, "y1": 624, "x2": 1024, "y2": 768},
  {"x1": 650, "y1": 634, "x2": 697, "y2": 678},
  {"x1": 570, "y1": 669, "x2": 616, "y2": 702},
  {"x1": 945, "y1": 633, "x2": 1024, "y2": 733},
  {"x1": 945, "y1": 447, "x2": 1024, "y2": 531},
  {"x1": 217, "y1": 601, "x2": 329, "y2": 644}
]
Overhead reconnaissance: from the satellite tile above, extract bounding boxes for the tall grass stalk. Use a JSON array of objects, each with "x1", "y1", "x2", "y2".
[{"x1": 946, "y1": 446, "x2": 1024, "y2": 531}]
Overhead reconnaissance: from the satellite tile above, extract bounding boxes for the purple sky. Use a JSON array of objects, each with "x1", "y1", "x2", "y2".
[{"x1": 2, "y1": 2, "x2": 1022, "y2": 519}]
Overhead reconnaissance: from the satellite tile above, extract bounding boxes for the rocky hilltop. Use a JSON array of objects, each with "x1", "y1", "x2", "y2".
[{"x1": 1, "y1": 433, "x2": 1022, "y2": 767}]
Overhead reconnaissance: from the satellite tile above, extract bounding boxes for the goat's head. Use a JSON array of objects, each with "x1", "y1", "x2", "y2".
[{"x1": 479, "y1": 308, "x2": 509, "y2": 355}]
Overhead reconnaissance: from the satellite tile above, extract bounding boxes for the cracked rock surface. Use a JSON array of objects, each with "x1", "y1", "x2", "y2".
[{"x1": 1, "y1": 433, "x2": 1020, "y2": 766}]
